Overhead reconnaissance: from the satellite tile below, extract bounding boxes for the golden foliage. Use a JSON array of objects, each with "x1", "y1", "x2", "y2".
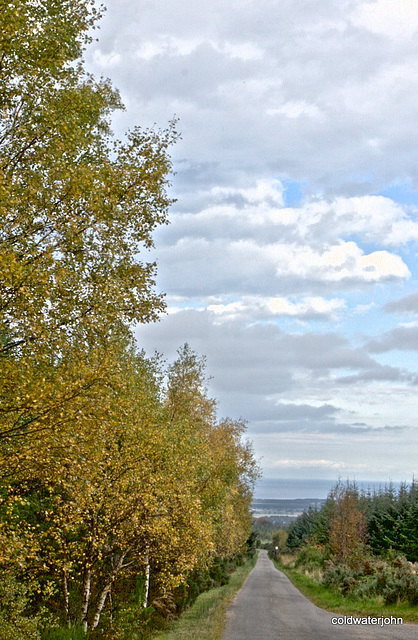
[
  {"x1": 328, "y1": 484, "x2": 367, "y2": 568},
  {"x1": 0, "y1": 2, "x2": 259, "y2": 634}
]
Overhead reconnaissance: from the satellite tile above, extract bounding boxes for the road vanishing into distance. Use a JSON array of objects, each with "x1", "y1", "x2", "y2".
[{"x1": 222, "y1": 550, "x2": 417, "y2": 640}]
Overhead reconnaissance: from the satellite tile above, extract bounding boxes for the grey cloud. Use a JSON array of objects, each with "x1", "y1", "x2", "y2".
[
  {"x1": 87, "y1": 0, "x2": 418, "y2": 193},
  {"x1": 249, "y1": 420, "x2": 349, "y2": 434},
  {"x1": 381, "y1": 425, "x2": 410, "y2": 431},
  {"x1": 90, "y1": 1, "x2": 418, "y2": 481},
  {"x1": 165, "y1": 191, "x2": 418, "y2": 250},
  {"x1": 153, "y1": 239, "x2": 279, "y2": 297},
  {"x1": 136, "y1": 306, "x2": 418, "y2": 478},
  {"x1": 154, "y1": 214, "x2": 298, "y2": 247},
  {"x1": 137, "y1": 309, "x2": 384, "y2": 398},
  {"x1": 254, "y1": 402, "x2": 338, "y2": 422},
  {"x1": 152, "y1": 239, "x2": 407, "y2": 300},
  {"x1": 336, "y1": 363, "x2": 415, "y2": 384},
  {"x1": 367, "y1": 326, "x2": 418, "y2": 353},
  {"x1": 385, "y1": 292, "x2": 418, "y2": 315},
  {"x1": 274, "y1": 331, "x2": 373, "y2": 370},
  {"x1": 248, "y1": 420, "x2": 408, "y2": 435},
  {"x1": 125, "y1": 44, "x2": 261, "y2": 105}
]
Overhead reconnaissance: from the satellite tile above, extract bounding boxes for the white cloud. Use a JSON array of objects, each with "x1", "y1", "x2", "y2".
[
  {"x1": 352, "y1": 0, "x2": 418, "y2": 39},
  {"x1": 133, "y1": 37, "x2": 264, "y2": 61},
  {"x1": 155, "y1": 237, "x2": 409, "y2": 304},
  {"x1": 271, "y1": 242, "x2": 409, "y2": 283},
  {"x1": 154, "y1": 188, "x2": 414, "y2": 303},
  {"x1": 273, "y1": 459, "x2": 350, "y2": 470},
  {"x1": 267, "y1": 101, "x2": 321, "y2": 119},
  {"x1": 211, "y1": 178, "x2": 284, "y2": 207},
  {"x1": 288, "y1": 196, "x2": 418, "y2": 247},
  {"x1": 86, "y1": 0, "x2": 418, "y2": 484},
  {"x1": 352, "y1": 302, "x2": 376, "y2": 315},
  {"x1": 266, "y1": 296, "x2": 345, "y2": 317},
  {"x1": 205, "y1": 295, "x2": 345, "y2": 322},
  {"x1": 207, "y1": 300, "x2": 248, "y2": 320},
  {"x1": 87, "y1": 0, "x2": 418, "y2": 195},
  {"x1": 92, "y1": 50, "x2": 121, "y2": 68},
  {"x1": 162, "y1": 191, "x2": 418, "y2": 251},
  {"x1": 367, "y1": 325, "x2": 418, "y2": 353},
  {"x1": 135, "y1": 37, "x2": 201, "y2": 59},
  {"x1": 137, "y1": 307, "x2": 418, "y2": 481},
  {"x1": 222, "y1": 41, "x2": 264, "y2": 61}
]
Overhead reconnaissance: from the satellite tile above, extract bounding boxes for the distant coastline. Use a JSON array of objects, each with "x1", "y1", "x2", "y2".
[
  {"x1": 255, "y1": 477, "x2": 404, "y2": 500},
  {"x1": 252, "y1": 497, "x2": 326, "y2": 524}
]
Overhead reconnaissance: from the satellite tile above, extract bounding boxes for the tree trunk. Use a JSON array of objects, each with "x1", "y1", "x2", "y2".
[
  {"x1": 81, "y1": 568, "x2": 92, "y2": 633},
  {"x1": 90, "y1": 550, "x2": 129, "y2": 632},
  {"x1": 143, "y1": 551, "x2": 150, "y2": 608},
  {"x1": 109, "y1": 584, "x2": 113, "y2": 627},
  {"x1": 91, "y1": 582, "x2": 112, "y2": 631},
  {"x1": 63, "y1": 569, "x2": 70, "y2": 628}
]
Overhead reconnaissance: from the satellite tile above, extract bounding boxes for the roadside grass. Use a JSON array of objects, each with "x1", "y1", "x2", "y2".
[
  {"x1": 152, "y1": 554, "x2": 257, "y2": 640},
  {"x1": 274, "y1": 558, "x2": 418, "y2": 624}
]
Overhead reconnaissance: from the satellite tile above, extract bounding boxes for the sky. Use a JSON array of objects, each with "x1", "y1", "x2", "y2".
[{"x1": 85, "y1": 0, "x2": 418, "y2": 485}]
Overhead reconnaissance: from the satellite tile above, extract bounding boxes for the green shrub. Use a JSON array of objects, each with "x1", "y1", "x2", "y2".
[
  {"x1": 107, "y1": 603, "x2": 160, "y2": 640},
  {"x1": 321, "y1": 554, "x2": 418, "y2": 605},
  {"x1": 322, "y1": 563, "x2": 357, "y2": 595},
  {"x1": 295, "y1": 546, "x2": 327, "y2": 571},
  {"x1": 0, "y1": 572, "x2": 43, "y2": 640},
  {"x1": 351, "y1": 577, "x2": 380, "y2": 600},
  {"x1": 382, "y1": 559, "x2": 418, "y2": 606}
]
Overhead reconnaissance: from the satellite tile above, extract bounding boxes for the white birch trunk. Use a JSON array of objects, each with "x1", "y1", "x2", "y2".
[
  {"x1": 91, "y1": 551, "x2": 128, "y2": 632},
  {"x1": 81, "y1": 568, "x2": 92, "y2": 633},
  {"x1": 143, "y1": 551, "x2": 150, "y2": 609},
  {"x1": 91, "y1": 583, "x2": 112, "y2": 631},
  {"x1": 63, "y1": 570, "x2": 70, "y2": 627}
]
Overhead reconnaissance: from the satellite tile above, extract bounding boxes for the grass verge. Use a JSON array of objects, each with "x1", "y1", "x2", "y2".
[
  {"x1": 274, "y1": 560, "x2": 418, "y2": 624},
  {"x1": 152, "y1": 554, "x2": 257, "y2": 640}
]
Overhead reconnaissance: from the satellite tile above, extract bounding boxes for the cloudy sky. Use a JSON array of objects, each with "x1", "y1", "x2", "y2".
[{"x1": 85, "y1": 0, "x2": 418, "y2": 485}]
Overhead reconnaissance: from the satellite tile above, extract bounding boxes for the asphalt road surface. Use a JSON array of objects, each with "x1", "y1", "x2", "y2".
[{"x1": 222, "y1": 550, "x2": 417, "y2": 640}]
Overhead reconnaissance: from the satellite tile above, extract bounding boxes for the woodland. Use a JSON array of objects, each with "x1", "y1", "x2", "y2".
[
  {"x1": 274, "y1": 481, "x2": 418, "y2": 609},
  {"x1": 0, "y1": 1, "x2": 259, "y2": 637}
]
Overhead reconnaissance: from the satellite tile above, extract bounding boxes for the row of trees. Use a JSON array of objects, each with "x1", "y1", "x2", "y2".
[
  {"x1": 282, "y1": 481, "x2": 418, "y2": 606},
  {"x1": 1, "y1": 340, "x2": 258, "y2": 636},
  {"x1": 286, "y1": 480, "x2": 418, "y2": 563},
  {"x1": 0, "y1": 2, "x2": 259, "y2": 637}
]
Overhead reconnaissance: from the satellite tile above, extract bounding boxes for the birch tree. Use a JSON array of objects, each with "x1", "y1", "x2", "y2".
[
  {"x1": 0, "y1": 0, "x2": 177, "y2": 463},
  {"x1": 0, "y1": 1, "x2": 176, "y2": 631},
  {"x1": 0, "y1": 3, "x2": 259, "y2": 634}
]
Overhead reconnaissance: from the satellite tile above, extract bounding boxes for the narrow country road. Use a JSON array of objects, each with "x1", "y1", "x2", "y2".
[{"x1": 222, "y1": 550, "x2": 417, "y2": 640}]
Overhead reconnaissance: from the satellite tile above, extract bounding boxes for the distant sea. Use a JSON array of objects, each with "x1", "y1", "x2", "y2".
[{"x1": 254, "y1": 477, "x2": 403, "y2": 500}]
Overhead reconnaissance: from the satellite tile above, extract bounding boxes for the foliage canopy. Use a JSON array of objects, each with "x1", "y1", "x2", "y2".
[{"x1": 0, "y1": 2, "x2": 259, "y2": 636}]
